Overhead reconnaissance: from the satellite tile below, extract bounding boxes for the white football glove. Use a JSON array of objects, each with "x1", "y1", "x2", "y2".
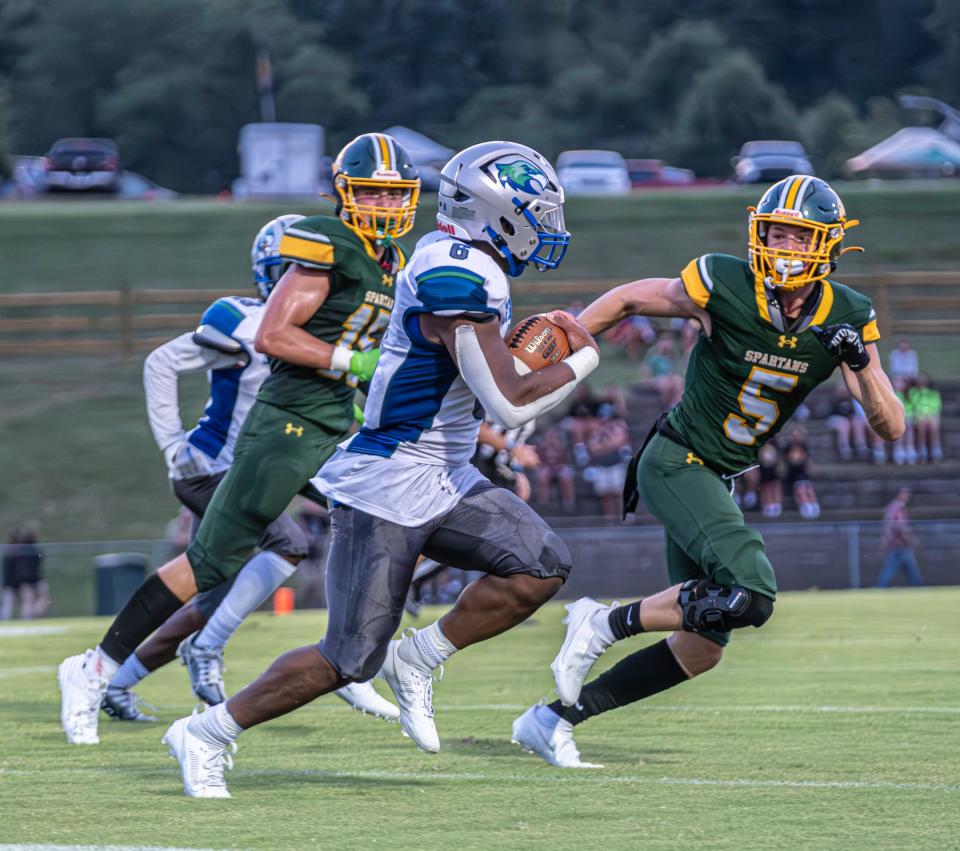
[{"x1": 163, "y1": 440, "x2": 214, "y2": 480}]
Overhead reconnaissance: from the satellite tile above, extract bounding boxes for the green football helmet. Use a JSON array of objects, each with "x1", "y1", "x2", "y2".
[
  {"x1": 748, "y1": 175, "x2": 862, "y2": 290},
  {"x1": 332, "y1": 133, "x2": 420, "y2": 243}
]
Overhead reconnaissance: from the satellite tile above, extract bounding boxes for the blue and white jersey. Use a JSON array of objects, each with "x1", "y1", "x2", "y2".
[
  {"x1": 313, "y1": 232, "x2": 513, "y2": 526},
  {"x1": 144, "y1": 296, "x2": 269, "y2": 476}
]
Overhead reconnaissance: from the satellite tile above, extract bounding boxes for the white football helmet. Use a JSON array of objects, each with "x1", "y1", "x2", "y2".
[
  {"x1": 251, "y1": 213, "x2": 306, "y2": 299},
  {"x1": 436, "y1": 141, "x2": 569, "y2": 277}
]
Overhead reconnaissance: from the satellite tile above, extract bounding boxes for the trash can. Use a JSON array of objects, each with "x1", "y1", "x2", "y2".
[{"x1": 94, "y1": 553, "x2": 148, "y2": 616}]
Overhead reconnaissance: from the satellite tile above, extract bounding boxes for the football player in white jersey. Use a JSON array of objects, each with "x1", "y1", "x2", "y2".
[
  {"x1": 162, "y1": 141, "x2": 601, "y2": 797},
  {"x1": 96, "y1": 215, "x2": 397, "y2": 727}
]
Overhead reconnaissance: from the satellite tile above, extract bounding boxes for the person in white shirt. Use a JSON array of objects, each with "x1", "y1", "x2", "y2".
[{"x1": 161, "y1": 140, "x2": 602, "y2": 798}]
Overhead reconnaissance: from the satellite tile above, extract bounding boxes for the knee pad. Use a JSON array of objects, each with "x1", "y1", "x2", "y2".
[{"x1": 678, "y1": 579, "x2": 774, "y2": 633}]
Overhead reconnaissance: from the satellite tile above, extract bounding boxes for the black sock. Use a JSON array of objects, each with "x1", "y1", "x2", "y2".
[
  {"x1": 549, "y1": 639, "x2": 688, "y2": 726},
  {"x1": 99, "y1": 574, "x2": 184, "y2": 665},
  {"x1": 608, "y1": 600, "x2": 644, "y2": 640}
]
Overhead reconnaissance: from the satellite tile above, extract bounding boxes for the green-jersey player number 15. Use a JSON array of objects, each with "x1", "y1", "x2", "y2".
[
  {"x1": 318, "y1": 303, "x2": 391, "y2": 387},
  {"x1": 723, "y1": 366, "x2": 799, "y2": 446}
]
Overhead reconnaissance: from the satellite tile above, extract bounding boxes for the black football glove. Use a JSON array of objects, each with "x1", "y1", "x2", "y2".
[{"x1": 811, "y1": 323, "x2": 870, "y2": 372}]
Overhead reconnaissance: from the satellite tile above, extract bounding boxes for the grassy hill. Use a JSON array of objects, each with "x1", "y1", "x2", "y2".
[
  {"x1": 3, "y1": 181, "x2": 960, "y2": 294},
  {"x1": 1, "y1": 183, "x2": 958, "y2": 542}
]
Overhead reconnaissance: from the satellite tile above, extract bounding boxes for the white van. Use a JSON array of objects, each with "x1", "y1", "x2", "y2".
[{"x1": 556, "y1": 150, "x2": 631, "y2": 195}]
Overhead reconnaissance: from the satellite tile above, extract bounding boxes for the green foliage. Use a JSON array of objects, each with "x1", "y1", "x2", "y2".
[
  {"x1": 671, "y1": 51, "x2": 799, "y2": 176},
  {"x1": 0, "y1": 85, "x2": 12, "y2": 178},
  {"x1": 2, "y1": 1, "x2": 959, "y2": 183},
  {"x1": 802, "y1": 93, "x2": 860, "y2": 179}
]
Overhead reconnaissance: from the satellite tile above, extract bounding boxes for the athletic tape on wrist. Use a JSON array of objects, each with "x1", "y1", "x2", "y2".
[
  {"x1": 564, "y1": 346, "x2": 600, "y2": 382},
  {"x1": 330, "y1": 345, "x2": 353, "y2": 373}
]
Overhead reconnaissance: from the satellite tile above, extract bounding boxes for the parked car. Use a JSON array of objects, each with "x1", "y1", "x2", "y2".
[
  {"x1": 732, "y1": 140, "x2": 813, "y2": 183},
  {"x1": 43, "y1": 138, "x2": 121, "y2": 192},
  {"x1": 556, "y1": 150, "x2": 630, "y2": 195},
  {"x1": 625, "y1": 158, "x2": 696, "y2": 188}
]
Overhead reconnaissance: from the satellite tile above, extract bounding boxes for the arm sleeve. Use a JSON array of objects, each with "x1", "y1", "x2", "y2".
[
  {"x1": 859, "y1": 306, "x2": 881, "y2": 343},
  {"x1": 143, "y1": 333, "x2": 239, "y2": 453},
  {"x1": 278, "y1": 225, "x2": 336, "y2": 270},
  {"x1": 679, "y1": 255, "x2": 715, "y2": 311},
  {"x1": 454, "y1": 324, "x2": 598, "y2": 430}
]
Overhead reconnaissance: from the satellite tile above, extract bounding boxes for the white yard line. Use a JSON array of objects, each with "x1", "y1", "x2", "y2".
[
  {"x1": 0, "y1": 626, "x2": 70, "y2": 638},
  {"x1": 1, "y1": 767, "x2": 956, "y2": 794},
  {"x1": 0, "y1": 665, "x2": 56, "y2": 678},
  {"x1": 0, "y1": 846, "x2": 224, "y2": 851},
  {"x1": 425, "y1": 703, "x2": 960, "y2": 714}
]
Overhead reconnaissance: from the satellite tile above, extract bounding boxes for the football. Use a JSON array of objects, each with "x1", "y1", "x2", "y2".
[{"x1": 507, "y1": 314, "x2": 571, "y2": 371}]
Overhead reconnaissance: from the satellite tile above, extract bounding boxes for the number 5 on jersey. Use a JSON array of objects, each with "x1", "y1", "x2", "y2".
[{"x1": 723, "y1": 366, "x2": 799, "y2": 446}]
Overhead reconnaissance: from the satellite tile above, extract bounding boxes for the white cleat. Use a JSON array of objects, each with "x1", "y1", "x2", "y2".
[
  {"x1": 380, "y1": 637, "x2": 441, "y2": 753},
  {"x1": 162, "y1": 713, "x2": 235, "y2": 799},
  {"x1": 511, "y1": 703, "x2": 603, "y2": 769},
  {"x1": 58, "y1": 650, "x2": 108, "y2": 745},
  {"x1": 335, "y1": 680, "x2": 400, "y2": 721},
  {"x1": 551, "y1": 597, "x2": 617, "y2": 706}
]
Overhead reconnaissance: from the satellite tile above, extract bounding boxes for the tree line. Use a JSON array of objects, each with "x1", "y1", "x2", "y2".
[{"x1": 0, "y1": 0, "x2": 957, "y2": 190}]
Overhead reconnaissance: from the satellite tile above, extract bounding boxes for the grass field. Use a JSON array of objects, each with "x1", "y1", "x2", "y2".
[{"x1": 1, "y1": 591, "x2": 958, "y2": 850}]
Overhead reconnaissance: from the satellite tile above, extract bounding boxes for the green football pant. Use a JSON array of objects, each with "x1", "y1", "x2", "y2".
[
  {"x1": 186, "y1": 401, "x2": 342, "y2": 591},
  {"x1": 637, "y1": 433, "x2": 777, "y2": 646}
]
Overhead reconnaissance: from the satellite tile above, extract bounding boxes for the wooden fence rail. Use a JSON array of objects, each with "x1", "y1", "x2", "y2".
[{"x1": 1, "y1": 272, "x2": 958, "y2": 356}]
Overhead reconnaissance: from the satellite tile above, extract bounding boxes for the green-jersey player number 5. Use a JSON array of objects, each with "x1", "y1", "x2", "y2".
[
  {"x1": 723, "y1": 366, "x2": 799, "y2": 446},
  {"x1": 318, "y1": 303, "x2": 391, "y2": 386}
]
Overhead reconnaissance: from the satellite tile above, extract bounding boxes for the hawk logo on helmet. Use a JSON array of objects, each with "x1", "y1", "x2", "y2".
[{"x1": 495, "y1": 160, "x2": 547, "y2": 196}]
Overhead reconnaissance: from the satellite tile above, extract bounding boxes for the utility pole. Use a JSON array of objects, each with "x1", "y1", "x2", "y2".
[{"x1": 256, "y1": 48, "x2": 276, "y2": 123}]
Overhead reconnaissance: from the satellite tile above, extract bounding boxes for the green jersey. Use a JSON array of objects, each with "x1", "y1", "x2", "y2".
[
  {"x1": 256, "y1": 216, "x2": 405, "y2": 433},
  {"x1": 668, "y1": 253, "x2": 880, "y2": 472}
]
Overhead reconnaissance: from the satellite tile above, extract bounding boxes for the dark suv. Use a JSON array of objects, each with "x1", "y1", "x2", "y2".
[{"x1": 44, "y1": 138, "x2": 121, "y2": 192}]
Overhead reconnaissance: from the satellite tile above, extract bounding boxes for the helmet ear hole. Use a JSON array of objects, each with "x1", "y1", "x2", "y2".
[{"x1": 500, "y1": 216, "x2": 516, "y2": 237}]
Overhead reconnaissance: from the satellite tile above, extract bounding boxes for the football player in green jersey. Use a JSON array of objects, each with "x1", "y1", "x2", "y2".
[
  {"x1": 513, "y1": 175, "x2": 905, "y2": 768},
  {"x1": 58, "y1": 133, "x2": 421, "y2": 748}
]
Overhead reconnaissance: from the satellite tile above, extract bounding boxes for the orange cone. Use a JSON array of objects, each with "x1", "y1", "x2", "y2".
[{"x1": 273, "y1": 586, "x2": 295, "y2": 615}]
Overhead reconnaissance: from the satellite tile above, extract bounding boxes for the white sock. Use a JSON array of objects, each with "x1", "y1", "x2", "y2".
[
  {"x1": 590, "y1": 607, "x2": 617, "y2": 646},
  {"x1": 195, "y1": 551, "x2": 296, "y2": 648},
  {"x1": 87, "y1": 646, "x2": 120, "y2": 681},
  {"x1": 188, "y1": 702, "x2": 244, "y2": 747},
  {"x1": 401, "y1": 622, "x2": 457, "y2": 672},
  {"x1": 109, "y1": 652, "x2": 149, "y2": 689}
]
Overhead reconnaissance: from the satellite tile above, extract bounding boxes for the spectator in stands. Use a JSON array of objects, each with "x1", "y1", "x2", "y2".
[
  {"x1": 678, "y1": 318, "x2": 698, "y2": 369},
  {"x1": 473, "y1": 419, "x2": 539, "y2": 502},
  {"x1": 533, "y1": 425, "x2": 577, "y2": 512},
  {"x1": 561, "y1": 386, "x2": 598, "y2": 468},
  {"x1": 1, "y1": 527, "x2": 47, "y2": 620},
  {"x1": 603, "y1": 315, "x2": 657, "y2": 360},
  {"x1": 888, "y1": 339, "x2": 919, "y2": 392},
  {"x1": 757, "y1": 443, "x2": 782, "y2": 518},
  {"x1": 892, "y1": 384, "x2": 917, "y2": 465},
  {"x1": 783, "y1": 428, "x2": 820, "y2": 519},
  {"x1": 641, "y1": 333, "x2": 683, "y2": 409},
  {"x1": 827, "y1": 383, "x2": 885, "y2": 463},
  {"x1": 907, "y1": 373, "x2": 943, "y2": 463},
  {"x1": 583, "y1": 402, "x2": 632, "y2": 518},
  {"x1": 876, "y1": 488, "x2": 923, "y2": 588}
]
